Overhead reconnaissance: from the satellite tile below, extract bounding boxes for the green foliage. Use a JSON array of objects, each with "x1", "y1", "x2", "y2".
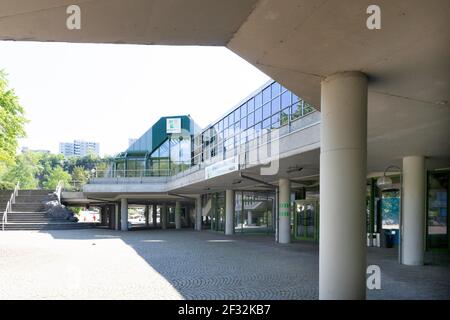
[
  {"x1": 0, "y1": 148, "x2": 111, "y2": 190},
  {"x1": 42, "y1": 166, "x2": 72, "y2": 190},
  {"x1": 0, "y1": 70, "x2": 27, "y2": 164},
  {"x1": 0, "y1": 180, "x2": 15, "y2": 190},
  {"x1": 1, "y1": 151, "x2": 39, "y2": 189}
]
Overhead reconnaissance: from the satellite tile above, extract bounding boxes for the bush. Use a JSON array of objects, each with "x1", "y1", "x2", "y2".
[{"x1": 0, "y1": 181, "x2": 15, "y2": 190}]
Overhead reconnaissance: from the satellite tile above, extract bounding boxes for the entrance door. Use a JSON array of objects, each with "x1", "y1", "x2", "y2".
[{"x1": 294, "y1": 200, "x2": 319, "y2": 241}]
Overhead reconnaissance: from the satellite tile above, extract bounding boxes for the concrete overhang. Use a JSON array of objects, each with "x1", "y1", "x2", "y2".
[{"x1": 1, "y1": 0, "x2": 448, "y2": 170}]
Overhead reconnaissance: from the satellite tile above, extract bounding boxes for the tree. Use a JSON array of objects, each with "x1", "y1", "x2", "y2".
[
  {"x1": 0, "y1": 70, "x2": 27, "y2": 164},
  {"x1": 1, "y1": 151, "x2": 39, "y2": 189},
  {"x1": 42, "y1": 166, "x2": 72, "y2": 190},
  {"x1": 71, "y1": 166, "x2": 88, "y2": 190}
]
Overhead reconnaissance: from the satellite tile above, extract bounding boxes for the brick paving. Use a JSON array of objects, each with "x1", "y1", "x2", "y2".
[{"x1": 0, "y1": 229, "x2": 448, "y2": 299}]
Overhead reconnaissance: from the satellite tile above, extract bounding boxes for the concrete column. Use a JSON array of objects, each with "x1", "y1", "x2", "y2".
[
  {"x1": 175, "y1": 201, "x2": 181, "y2": 229},
  {"x1": 225, "y1": 190, "x2": 235, "y2": 235},
  {"x1": 278, "y1": 178, "x2": 291, "y2": 244},
  {"x1": 319, "y1": 71, "x2": 368, "y2": 300},
  {"x1": 247, "y1": 212, "x2": 253, "y2": 225},
  {"x1": 114, "y1": 204, "x2": 119, "y2": 230},
  {"x1": 161, "y1": 204, "x2": 167, "y2": 229},
  {"x1": 153, "y1": 204, "x2": 157, "y2": 227},
  {"x1": 120, "y1": 198, "x2": 128, "y2": 231},
  {"x1": 195, "y1": 196, "x2": 202, "y2": 231},
  {"x1": 144, "y1": 205, "x2": 149, "y2": 227},
  {"x1": 402, "y1": 156, "x2": 426, "y2": 265}
]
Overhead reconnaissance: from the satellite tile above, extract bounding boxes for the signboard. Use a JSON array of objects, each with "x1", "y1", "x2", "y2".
[
  {"x1": 166, "y1": 118, "x2": 181, "y2": 134},
  {"x1": 205, "y1": 157, "x2": 238, "y2": 179}
]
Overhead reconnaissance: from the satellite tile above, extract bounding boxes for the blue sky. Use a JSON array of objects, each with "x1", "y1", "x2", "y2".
[{"x1": 0, "y1": 41, "x2": 269, "y2": 156}]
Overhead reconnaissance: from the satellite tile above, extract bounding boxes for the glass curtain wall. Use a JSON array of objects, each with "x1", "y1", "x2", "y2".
[
  {"x1": 194, "y1": 81, "x2": 316, "y2": 167},
  {"x1": 427, "y1": 172, "x2": 449, "y2": 250},
  {"x1": 234, "y1": 191, "x2": 275, "y2": 234}
]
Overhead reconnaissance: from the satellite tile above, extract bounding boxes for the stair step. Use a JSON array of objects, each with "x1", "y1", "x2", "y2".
[
  {"x1": 18, "y1": 190, "x2": 52, "y2": 196},
  {"x1": 1, "y1": 222, "x2": 99, "y2": 230}
]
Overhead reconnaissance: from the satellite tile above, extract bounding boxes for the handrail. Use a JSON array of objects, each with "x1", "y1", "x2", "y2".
[
  {"x1": 55, "y1": 181, "x2": 64, "y2": 204},
  {"x1": 2, "y1": 182, "x2": 19, "y2": 231}
]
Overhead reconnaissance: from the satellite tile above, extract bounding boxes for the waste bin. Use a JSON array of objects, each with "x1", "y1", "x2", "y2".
[{"x1": 383, "y1": 229, "x2": 394, "y2": 248}]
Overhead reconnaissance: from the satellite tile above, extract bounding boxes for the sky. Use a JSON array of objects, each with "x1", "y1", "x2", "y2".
[{"x1": 0, "y1": 41, "x2": 270, "y2": 156}]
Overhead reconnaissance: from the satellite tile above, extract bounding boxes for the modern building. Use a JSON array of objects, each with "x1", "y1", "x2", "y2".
[
  {"x1": 128, "y1": 138, "x2": 137, "y2": 147},
  {"x1": 59, "y1": 140, "x2": 100, "y2": 158},
  {"x1": 20, "y1": 147, "x2": 51, "y2": 154},
  {"x1": 4, "y1": 0, "x2": 449, "y2": 300}
]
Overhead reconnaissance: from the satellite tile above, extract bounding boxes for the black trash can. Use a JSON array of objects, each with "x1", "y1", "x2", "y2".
[{"x1": 383, "y1": 229, "x2": 394, "y2": 248}]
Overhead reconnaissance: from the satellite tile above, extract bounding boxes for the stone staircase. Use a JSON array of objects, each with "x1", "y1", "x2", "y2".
[{"x1": 1, "y1": 189, "x2": 98, "y2": 231}]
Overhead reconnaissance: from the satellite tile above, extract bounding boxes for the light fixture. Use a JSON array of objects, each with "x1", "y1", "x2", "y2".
[
  {"x1": 376, "y1": 175, "x2": 392, "y2": 189},
  {"x1": 286, "y1": 166, "x2": 303, "y2": 174},
  {"x1": 376, "y1": 165, "x2": 401, "y2": 189}
]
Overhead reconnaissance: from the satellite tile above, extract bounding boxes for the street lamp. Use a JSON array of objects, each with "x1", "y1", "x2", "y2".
[{"x1": 91, "y1": 168, "x2": 96, "y2": 178}]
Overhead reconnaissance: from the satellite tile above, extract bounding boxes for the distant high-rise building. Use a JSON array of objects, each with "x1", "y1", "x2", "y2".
[{"x1": 59, "y1": 140, "x2": 100, "y2": 157}]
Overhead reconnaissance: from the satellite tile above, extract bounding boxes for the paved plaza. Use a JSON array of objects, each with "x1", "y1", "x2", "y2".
[{"x1": 0, "y1": 229, "x2": 449, "y2": 300}]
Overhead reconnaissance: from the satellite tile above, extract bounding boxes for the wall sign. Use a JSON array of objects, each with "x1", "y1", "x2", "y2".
[{"x1": 166, "y1": 118, "x2": 181, "y2": 134}]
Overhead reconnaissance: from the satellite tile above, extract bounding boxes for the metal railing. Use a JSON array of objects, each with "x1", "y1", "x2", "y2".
[
  {"x1": 55, "y1": 181, "x2": 64, "y2": 204},
  {"x1": 2, "y1": 182, "x2": 19, "y2": 231},
  {"x1": 87, "y1": 110, "x2": 320, "y2": 184}
]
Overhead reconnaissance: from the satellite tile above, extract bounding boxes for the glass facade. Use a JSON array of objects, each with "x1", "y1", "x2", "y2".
[
  {"x1": 108, "y1": 80, "x2": 317, "y2": 178},
  {"x1": 427, "y1": 172, "x2": 449, "y2": 250},
  {"x1": 234, "y1": 191, "x2": 275, "y2": 234},
  {"x1": 193, "y1": 81, "x2": 316, "y2": 167}
]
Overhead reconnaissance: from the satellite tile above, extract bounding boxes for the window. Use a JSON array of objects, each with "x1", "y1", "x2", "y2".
[
  {"x1": 304, "y1": 102, "x2": 315, "y2": 114},
  {"x1": 234, "y1": 122, "x2": 240, "y2": 135},
  {"x1": 247, "y1": 112, "x2": 255, "y2": 127},
  {"x1": 247, "y1": 98, "x2": 255, "y2": 113},
  {"x1": 292, "y1": 94, "x2": 299, "y2": 104},
  {"x1": 262, "y1": 118, "x2": 271, "y2": 129},
  {"x1": 281, "y1": 107, "x2": 290, "y2": 126},
  {"x1": 255, "y1": 93, "x2": 263, "y2": 108},
  {"x1": 263, "y1": 103, "x2": 271, "y2": 119},
  {"x1": 218, "y1": 120, "x2": 223, "y2": 133},
  {"x1": 234, "y1": 109, "x2": 240, "y2": 123},
  {"x1": 281, "y1": 91, "x2": 291, "y2": 109},
  {"x1": 227, "y1": 114, "x2": 233, "y2": 127},
  {"x1": 291, "y1": 102, "x2": 302, "y2": 120},
  {"x1": 255, "y1": 107, "x2": 262, "y2": 123},
  {"x1": 271, "y1": 82, "x2": 281, "y2": 97},
  {"x1": 223, "y1": 116, "x2": 229, "y2": 128},
  {"x1": 263, "y1": 87, "x2": 271, "y2": 104},
  {"x1": 240, "y1": 117, "x2": 247, "y2": 130},
  {"x1": 271, "y1": 114, "x2": 280, "y2": 128},
  {"x1": 240, "y1": 103, "x2": 247, "y2": 117},
  {"x1": 271, "y1": 96, "x2": 280, "y2": 114}
]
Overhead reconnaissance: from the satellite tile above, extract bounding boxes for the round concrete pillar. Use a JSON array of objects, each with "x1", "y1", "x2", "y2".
[
  {"x1": 225, "y1": 190, "x2": 235, "y2": 235},
  {"x1": 319, "y1": 71, "x2": 368, "y2": 300},
  {"x1": 402, "y1": 156, "x2": 426, "y2": 265},
  {"x1": 278, "y1": 178, "x2": 291, "y2": 244},
  {"x1": 120, "y1": 198, "x2": 128, "y2": 231},
  {"x1": 195, "y1": 196, "x2": 202, "y2": 231},
  {"x1": 175, "y1": 201, "x2": 181, "y2": 229}
]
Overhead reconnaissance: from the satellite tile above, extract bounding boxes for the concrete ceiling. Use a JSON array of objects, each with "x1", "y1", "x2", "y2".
[
  {"x1": 0, "y1": 0, "x2": 258, "y2": 45},
  {"x1": 1, "y1": 0, "x2": 449, "y2": 171}
]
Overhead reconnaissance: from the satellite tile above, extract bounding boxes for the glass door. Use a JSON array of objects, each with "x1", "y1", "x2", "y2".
[
  {"x1": 294, "y1": 200, "x2": 319, "y2": 241},
  {"x1": 427, "y1": 172, "x2": 449, "y2": 251}
]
